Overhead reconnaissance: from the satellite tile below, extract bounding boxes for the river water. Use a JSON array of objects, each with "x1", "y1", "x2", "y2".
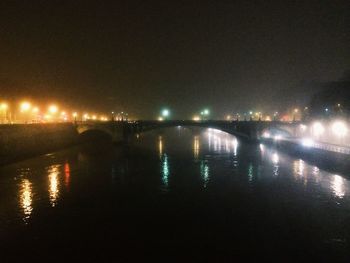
[{"x1": 1, "y1": 127, "x2": 350, "y2": 261}]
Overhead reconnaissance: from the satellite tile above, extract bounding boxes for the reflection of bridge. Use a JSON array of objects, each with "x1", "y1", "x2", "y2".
[{"x1": 76, "y1": 120, "x2": 301, "y2": 142}]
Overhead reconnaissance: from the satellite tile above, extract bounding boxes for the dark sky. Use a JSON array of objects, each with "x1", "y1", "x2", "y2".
[{"x1": 0, "y1": 0, "x2": 349, "y2": 118}]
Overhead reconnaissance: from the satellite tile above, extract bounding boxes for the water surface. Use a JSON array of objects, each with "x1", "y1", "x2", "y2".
[{"x1": 1, "y1": 127, "x2": 350, "y2": 261}]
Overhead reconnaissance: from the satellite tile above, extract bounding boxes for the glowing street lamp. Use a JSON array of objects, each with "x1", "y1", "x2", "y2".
[
  {"x1": 83, "y1": 113, "x2": 89, "y2": 121},
  {"x1": 162, "y1": 109, "x2": 169, "y2": 117},
  {"x1": 161, "y1": 109, "x2": 170, "y2": 119},
  {"x1": 71, "y1": 112, "x2": 78, "y2": 123},
  {"x1": 48, "y1": 105, "x2": 58, "y2": 114},
  {"x1": 249, "y1": 111, "x2": 253, "y2": 121},
  {"x1": 0, "y1": 103, "x2": 8, "y2": 110},
  {"x1": 332, "y1": 121, "x2": 347, "y2": 138},
  {"x1": 312, "y1": 122, "x2": 325, "y2": 137},
  {"x1": 20, "y1": 101, "x2": 31, "y2": 112},
  {"x1": 201, "y1": 108, "x2": 210, "y2": 120}
]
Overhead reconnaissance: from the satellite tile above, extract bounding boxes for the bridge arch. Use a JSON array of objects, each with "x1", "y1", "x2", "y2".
[
  {"x1": 78, "y1": 128, "x2": 114, "y2": 142},
  {"x1": 131, "y1": 121, "x2": 252, "y2": 140}
]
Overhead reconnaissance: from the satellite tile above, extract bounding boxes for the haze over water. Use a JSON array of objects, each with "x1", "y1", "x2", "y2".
[{"x1": 1, "y1": 127, "x2": 350, "y2": 261}]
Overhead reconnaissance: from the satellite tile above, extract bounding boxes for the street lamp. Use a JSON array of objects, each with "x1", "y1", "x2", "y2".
[
  {"x1": 48, "y1": 105, "x2": 58, "y2": 114},
  {"x1": 161, "y1": 109, "x2": 170, "y2": 119},
  {"x1": 332, "y1": 121, "x2": 347, "y2": 138},
  {"x1": 201, "y1": 108, "x2": 210, "y2": 120},
  {"x1": 20, "y1": 101, "x2": 32, "y2": 123},
  {"x1": 72, "y1": 112, "x2": 78, "y2": 123},
  {"x1": 20, "y1": 101, "x2": 31, "y2": 112}
]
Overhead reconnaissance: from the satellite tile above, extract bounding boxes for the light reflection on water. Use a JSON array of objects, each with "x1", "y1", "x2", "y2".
[
  {"x1": 159, "y1": 135, "x2": 169, "y2": 189},
  {"x1": 158, "y1": 135, "x2": 163, "y2": 159},
  {"x1": 248, "y1": 163, "x2": 253, "y2": 183},
  {"x1": 259, "y1": 142, "x2": 349, "y2": 199},
  {"x1": 200, "y1": 160, "x2": 210, "y2": 188},
  {"x1": 19, "y1": 179, "x2": 33, "y2": 223},
  {"x1": 4, "y1": 127, "x2": 350, "y2": 230},
  {"x1": 64, "y1": 162, "x2": 70, "y2": 188},
  {"x1": 272, "y1": 152, "x2": 279, "y2": 177},
  {"x1": 332, "y1": 175, "x2": 345, "y2": 198},
  {"x1": 48, "y1": 165, "x2": 61, "y2": 207},
  {"x1": 193, "y1": 136, "x2": 199, "y2": 160},
  {"x1": 162, "y1": 154, "x2": 169, "y2": 188}
]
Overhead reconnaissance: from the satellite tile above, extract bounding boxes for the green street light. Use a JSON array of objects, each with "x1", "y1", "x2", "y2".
[{"x1": 162, "y1": 109, "x2": 170, "y2": 118}]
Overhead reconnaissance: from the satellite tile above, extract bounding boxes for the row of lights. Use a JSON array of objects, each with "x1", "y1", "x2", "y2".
[
  {"x1": 0, "y1": 101, "x2": 110, "y2": 123},
  {"x1": 307, "y1": 121, "x2": 347, "y2": 138},
  {"x1": 263, "y1": 120, "x2": 348, "y2": 146}
]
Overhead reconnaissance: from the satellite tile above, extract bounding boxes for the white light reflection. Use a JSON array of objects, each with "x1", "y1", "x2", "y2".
[
  {"x1": 259, "y1": 143, "x2": 264, "y2": 152},
  {"x1": 293, "y1": 159, "x2": 304, "y2": 177},
  {"x1": 48, "y1": 165, "x2": 60, "y2": 207},
  {"x1": 272, "y1": 153, "x2": 279, "y2": 164},
  {"x1": 272, "y1": 153, "x2": 279, "y2": 176},
  {"x1": 19, "y1": 179, "x2": 33, "y2": 222},
  {"x1": 332, "y1": 175, "x2": 345, "y2": 198},
  {"x1": 162, "y1": 154, "x2": 169, "y2": 188},
  {"x1": 232, "y1": 139, "x2": 238, "y2": 156},
  {"x1": 292, "y1": 159, "x2": 308, "y2": 185},
  {"x1": 207, "y1": 128, "x2": 238, "y2": 155},
  {"x1": 200, "y1": 160, "x2": 210, "y2": 188},
  {"x1": 312, "y1": 166, "x2": 320, "y2": 183},
  {"x1": 208, "y1": 132, "x2": 212, "y2": 150},
  {"x1": 248, "y1": 163, "x2": 253, "y2": 182}
]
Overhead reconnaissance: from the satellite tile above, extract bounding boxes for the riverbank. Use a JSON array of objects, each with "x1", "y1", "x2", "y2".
[
  {"x1": 0, "y1": 123, "x2": 79, "y2": 166},
  {"x1": 260, "y1": 137, "x2": 350, "y2": 174}
]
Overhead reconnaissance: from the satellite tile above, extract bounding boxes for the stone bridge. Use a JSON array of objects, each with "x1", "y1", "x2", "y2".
[{"x1": 76, "y1": 120, "x2": 302, "y2": 142}]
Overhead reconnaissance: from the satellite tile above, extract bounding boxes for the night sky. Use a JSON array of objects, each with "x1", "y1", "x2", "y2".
[{"x1": 0, "y1": 0, "x2": 349, "y2": 118}]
